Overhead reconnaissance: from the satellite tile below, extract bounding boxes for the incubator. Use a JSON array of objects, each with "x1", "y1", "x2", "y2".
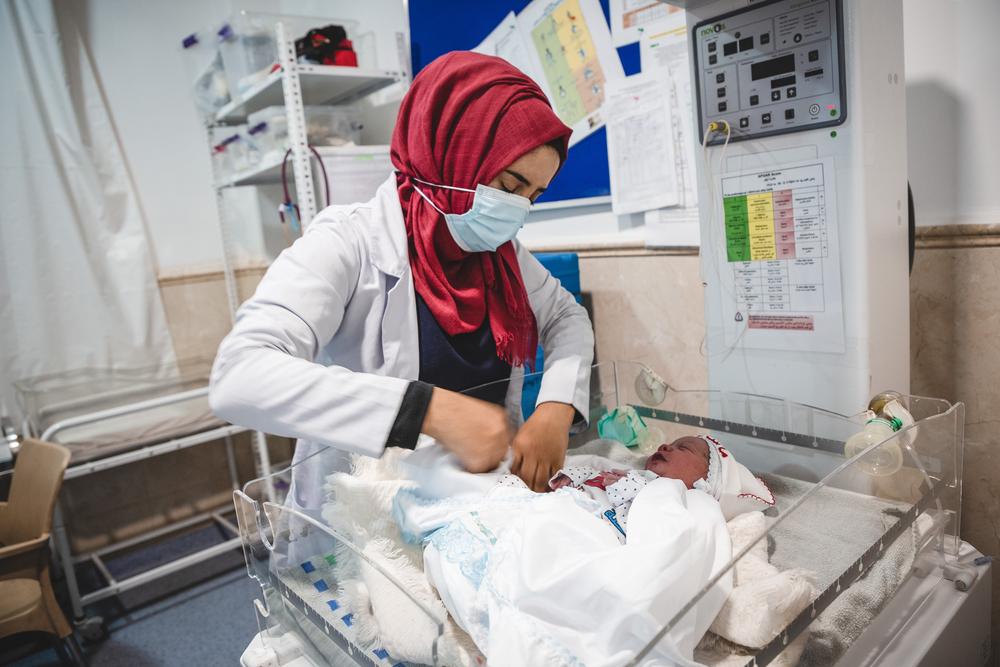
[{"x1": 234, "y1": 361, "x2": 985, "y2": 667}]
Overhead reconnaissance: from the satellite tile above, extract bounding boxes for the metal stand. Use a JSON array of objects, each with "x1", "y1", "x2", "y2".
[
  {"x1": 43, "y1": 390, "x2": 250, "y2": 635},
  {"x1": 277, "y1": 20, "x2": 318, "y2": 227}
]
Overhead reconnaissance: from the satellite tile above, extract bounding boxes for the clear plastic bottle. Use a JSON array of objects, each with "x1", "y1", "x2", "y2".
[{"x1": 843, "y1": 416, "x2": 904, "y2": 476}]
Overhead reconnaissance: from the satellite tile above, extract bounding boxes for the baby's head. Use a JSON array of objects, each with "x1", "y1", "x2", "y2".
[
  {"x1": 644, "y1": 436, "x2": 711, "y2": 489},
  {"x1": 646, "y1": 434, "x2": 777, "y2": 520}
]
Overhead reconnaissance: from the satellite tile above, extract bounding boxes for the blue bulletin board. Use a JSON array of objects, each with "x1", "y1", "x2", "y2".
[{"x1": 407, "y1": 0, "x2": 642, "y2": 205}]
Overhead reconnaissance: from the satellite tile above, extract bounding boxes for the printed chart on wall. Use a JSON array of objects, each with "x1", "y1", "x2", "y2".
[
  {"x1": 519, "y1": 0, "x2": 624, "y2": 147},
  {"x1": 605, "y1": 72, "x2": 678, "y2": 214},
  {"x1": 716, "y1": 158, "x2": 845, "y2": 354},
  {"x1": 610, "y1": 0, "x2": 683, "y2": 47},
  {"x1": 640, "y1": 12, "x2": 696, "y2": 209},
  {"x1": 473, "y1": 12, "x2": 537, "y2": 83}
]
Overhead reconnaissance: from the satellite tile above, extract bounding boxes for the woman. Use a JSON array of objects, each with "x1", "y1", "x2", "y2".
[{"x1": 209, "y1": 52, "x2": 593, "y2": 510}]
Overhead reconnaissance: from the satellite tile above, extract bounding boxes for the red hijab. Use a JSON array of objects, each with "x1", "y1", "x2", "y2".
[{"x1": 391, "y1": 51, "x2": 572, "y2": 368}]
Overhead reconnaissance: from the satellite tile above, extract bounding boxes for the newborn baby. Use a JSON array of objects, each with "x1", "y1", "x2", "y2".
[
  {"x1": 552, "y1": 435, "x2": 710, "y2": 490},
  {"x1": 547, "y1": 434, "x2": 774, "y2": 540}
]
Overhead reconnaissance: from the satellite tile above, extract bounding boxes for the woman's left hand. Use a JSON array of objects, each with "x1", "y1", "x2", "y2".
[{"x1": 511, "y1": 401, "x2": 576, "y2": 492}]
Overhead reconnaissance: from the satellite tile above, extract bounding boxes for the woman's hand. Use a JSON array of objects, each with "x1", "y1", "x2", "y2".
[
  {"x1": 422, "y1": 388, "x2": 512, "y2": 473},
  {"x1": 511, "y1": 401, "x2": 576, "y2": 492}
]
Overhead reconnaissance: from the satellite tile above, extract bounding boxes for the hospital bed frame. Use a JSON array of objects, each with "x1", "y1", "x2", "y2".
[
  {"x1": 18, "y1": 377, "x2": 274, "y2": 640},
  {"x1": 233, "y1": 361, "x2": 970, "y2": 667}
]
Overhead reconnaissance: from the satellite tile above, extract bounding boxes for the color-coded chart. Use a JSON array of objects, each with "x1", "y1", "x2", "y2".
[
  {"x1": 719, "y1": 162, "x2": 835, "y2": 318},
  {"x1": 717, "y1": 159, "x2": 844, "y2": 353},
  {"x1": 724, "y1": 179, "x2": 828, "y2": 262}
]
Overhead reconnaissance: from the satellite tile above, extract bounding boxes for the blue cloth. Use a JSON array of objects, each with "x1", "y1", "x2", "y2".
[
  {"x1": 521, "y1": 253, "x2": 582, "y2": 419},
  {"x1": 416, "y1": 293, "x2": 510, "y2": 404}
]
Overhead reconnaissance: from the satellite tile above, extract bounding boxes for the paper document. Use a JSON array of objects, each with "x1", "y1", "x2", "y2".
[
  {"x1": 712, "y1": 158, "x2": 845, "y2": 353},
  {"x1": 605, "y1": 73, "x2": 679, "y2": 215},
  {"x1": 473, "y1": 12, "x2": 537, "y2": 80},
  {"x1": 610, "y1": 0, "x2": 683, "y2": 47},
  {"x1": 640, "y1": 13, "x2": 697, "y2": 209},
  {"x1": 518, "y1": 0, "x2": 625, "y2": 147}
]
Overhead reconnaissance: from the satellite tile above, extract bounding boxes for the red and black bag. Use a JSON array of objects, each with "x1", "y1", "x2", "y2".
[{"x1": 295, "y1": 24, "x2": 358, "y2": 67}]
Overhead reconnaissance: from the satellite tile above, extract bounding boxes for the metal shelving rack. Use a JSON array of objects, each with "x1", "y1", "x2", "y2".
[{"x1": 206, "y1": 18, "x2": 405, "y2": 494}]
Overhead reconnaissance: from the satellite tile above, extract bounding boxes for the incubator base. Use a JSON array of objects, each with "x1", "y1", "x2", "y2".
[
  {"x1": 840, "y1": 545, "x2": 991, "y2": 667},
  {"x1": 239, "y1": 546, "x2": 991, "y2": 667}
]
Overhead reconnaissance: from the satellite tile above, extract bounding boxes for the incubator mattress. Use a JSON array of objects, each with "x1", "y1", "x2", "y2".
[
  {"x1": 762, "y1": 474, "x2": 908, "y2": 589},
  {"x1": 49, "y1": 393, "x2": 224, "y2": 464}
]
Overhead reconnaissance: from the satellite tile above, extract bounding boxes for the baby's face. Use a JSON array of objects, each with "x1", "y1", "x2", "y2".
[{"x1": 644, "y1": 436, "x2": 711, "y2": 489}]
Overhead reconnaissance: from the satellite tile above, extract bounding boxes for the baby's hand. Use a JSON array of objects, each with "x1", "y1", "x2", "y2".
[
  {"x1": 596, "y1": 469, "x2": 628, "y2": 486},
  {"x1": 581, "y1": 469, "x2": 629, "y2": 490},
  {"x1": 549, "y1": 473, "x2": 573, "y2": 490}
]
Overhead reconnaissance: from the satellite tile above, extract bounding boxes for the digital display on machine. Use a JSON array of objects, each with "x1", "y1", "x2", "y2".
[
  {"x1": 693, "y1": 0, "x2": 844, "y2": 143},
  {"x1": 751, "y1": 54, "x2": 796, "y2": 81}
]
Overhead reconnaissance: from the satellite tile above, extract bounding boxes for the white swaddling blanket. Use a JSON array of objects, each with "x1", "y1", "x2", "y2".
[{"x1": 393, "y1": 446, "x2": 734, "y2": 667}]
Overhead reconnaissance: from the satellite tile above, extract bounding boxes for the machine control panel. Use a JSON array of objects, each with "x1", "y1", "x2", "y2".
[{"x1": 693, "y1": 0, "x2": 845, "y2": 144}]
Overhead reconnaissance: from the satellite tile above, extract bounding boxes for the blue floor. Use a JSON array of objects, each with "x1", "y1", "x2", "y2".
[{"x1": 2, "y1": 526, "x2": 260, "y2": 666}]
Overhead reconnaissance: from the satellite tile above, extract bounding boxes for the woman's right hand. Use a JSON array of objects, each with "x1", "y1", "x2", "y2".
[{"x1": 421, "y1": 388, "x2": 512, "y2": 473}]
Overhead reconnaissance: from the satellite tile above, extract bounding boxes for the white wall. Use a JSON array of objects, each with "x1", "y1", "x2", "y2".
[
  {"x1": 64, "y1": 0, "x2": 408, "y2": 274},
  {"x1": 904, "y1": 0, "x2": 1000, "y2": 227}
]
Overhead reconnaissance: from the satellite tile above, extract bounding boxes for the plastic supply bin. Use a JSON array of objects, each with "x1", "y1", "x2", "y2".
[
  {"x1": 179, "y1": 30, "x2": 230, "y2": 116},
  {"x1": 245, "y1": 106, "x2": 364, "y2": 166},
  {"x1": 213, "y1": 130, "x2": 250, "y2": 178},
  {"x1": 217, "y1": 13, "x2": 279, "y2": 96},
  {"x1": 314, "y1": 145, "x2": 393, "y2": 206}
]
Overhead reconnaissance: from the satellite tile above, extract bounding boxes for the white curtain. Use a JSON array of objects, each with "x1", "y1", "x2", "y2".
[{"x1": 0, "y1": 0, "x2": 175, "y2": 421}]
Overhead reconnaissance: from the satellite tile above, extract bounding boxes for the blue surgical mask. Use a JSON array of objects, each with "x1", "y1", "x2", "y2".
[{"x1": 410, "y1": 177, "x2": 531, "y2": 253}]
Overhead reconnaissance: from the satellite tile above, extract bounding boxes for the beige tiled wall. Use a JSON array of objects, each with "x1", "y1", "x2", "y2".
[
  {"x1": 908, "y1": 234, "x2": 1000, "y2": 642},
  {"x1": 578, "y1": 250, "x2": 706, "y2": 390},
  {"x1": 159, "y1": 267, "x2": 267, "y2": 364}
]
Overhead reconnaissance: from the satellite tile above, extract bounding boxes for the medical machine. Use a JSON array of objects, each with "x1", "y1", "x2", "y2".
[
  {"x1": 666, "y1": 0, "x2": 910, "y2": 416},
  {"x1": 234, "y1": 361, "x2": 988, "y2": 667}
]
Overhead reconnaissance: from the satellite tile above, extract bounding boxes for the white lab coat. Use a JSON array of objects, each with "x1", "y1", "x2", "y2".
[{"x1": 210, "y1": 175, "x2": 594, "y2": 512}]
